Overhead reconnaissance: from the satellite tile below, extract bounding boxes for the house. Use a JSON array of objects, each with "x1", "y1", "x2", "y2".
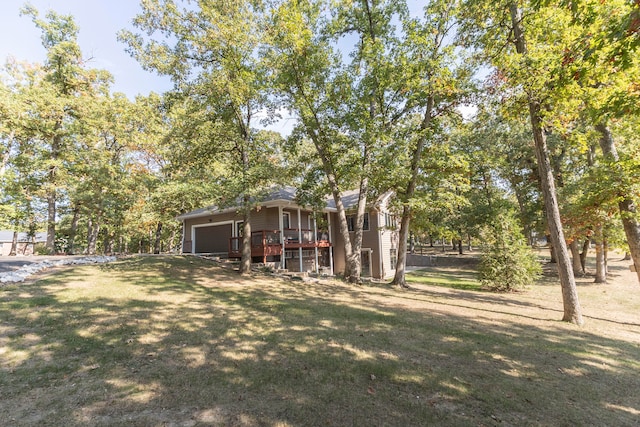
[
  {"x1": 0, "y1": 230, "x2": 47, "y2": 256},
  {"x1": 177, "y1": 186, "x2": 399, "y2": 279}
]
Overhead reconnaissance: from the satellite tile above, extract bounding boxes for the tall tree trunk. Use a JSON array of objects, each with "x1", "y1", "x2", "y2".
[
  {"x1": 345, "y1": 160, "x2": 370, "y2": 283},
  {"x1": 239, "y1": 207, "x2": 252, "y2": 275},
  {"x1": 86, "y1": 217, "x2": 101, "y2": 255},
  {"x1": 169, "y1": 228, "x2": 177, "y2": 254},
  {"x1": 594, "y1": 224, "x2": 607, "y2": 283},
  {"x1": 509, "y1": 3, "x2": 583, "y2": 325},
  {"x1": 393, "y1": 206, "x2": 411, "y2": 287},
  {"x1": 9, "y1": 230, "x2": 18, "y2": 256},
  {"x1": 45, "y1": 131, "x2": 62, "y2": 254},
  {"x1": 3, "y1": 140, "x2": 16, "y2": 256},
  {"x1": 569, "y1": 240, "x2": 583, "y2": 275},
  {"x1": 104, "y1": 232, "x2": 113, "y2": 255},
  {"x1": 528, "y1": 100, "x2": 582, "y2": 323},
  {"x1": 546, "y1": 234, "x2": 557, "y2": 263},
  {"x1": 595, "y1": 123, "x2": 640, "y2": 283},
  {"x1": 392, "y1": 97, "x2": 434, "y2": 288},
  {"x1": 330, "y1": 184, "x2": 365, "y2": 283},
  {"x1": 154, "y1": 222, "x2": 163, "y2": 254},
  {"x1": 46, "y1": 191, "x2": 56, "y2": 253},
  {"x1": 580, "y1": 238, "x2": 589, "y2": 273},
  {"x1": 21, "y1": 240, "x2": 29, "y2": 255},
  {"x1": 67, "y1": 206, "x2": 80, "y2": 255},
  {"x1": 604, "y1": 237, "x2": 609, "y2": 275}
]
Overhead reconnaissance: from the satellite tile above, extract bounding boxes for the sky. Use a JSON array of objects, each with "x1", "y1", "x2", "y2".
[
  {"x1": 0, "y1": 1, "x2": 472, "y2": 131},
  {"x1": 0, "y1": 0, "x2": 173, "y2": 98}
]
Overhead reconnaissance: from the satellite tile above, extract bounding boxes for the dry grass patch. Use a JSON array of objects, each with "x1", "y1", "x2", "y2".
[{"x1": 0, "y1": 255, "x2": 639, "y2": 426}]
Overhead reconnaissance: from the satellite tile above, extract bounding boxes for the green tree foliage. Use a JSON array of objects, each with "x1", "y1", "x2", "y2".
[
  {"x1": 460, "y1": 0, "x2": 584, "y2": 324},
  {"x1": 267, "y1": 0, "x2": 472, "y2": 283},
  {"x1": 542, "y1": 0, "x2": 640, "y2": 282},
  {"x1": 18, "y1": 6, "x2": 113, "y2": 253},
  {"x1": 387, "y1": 0, "x2": 473, "y2": 287},
  {"x1": 120, "y1": 0, "x2": 283, "y2": 274},
  {"x1": 479, "y1": 213, "x2": 542, "y2": 292},
  {"x1": 266, "y1": 0, "x2": 381, "y2": 282}
]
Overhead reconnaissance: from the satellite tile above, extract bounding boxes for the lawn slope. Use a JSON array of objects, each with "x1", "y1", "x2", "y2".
[{"x1": 1, "y1": 255, "x2": 639, "y2": 426}]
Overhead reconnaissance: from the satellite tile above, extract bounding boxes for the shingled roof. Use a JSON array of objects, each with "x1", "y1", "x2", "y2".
[{"x1": 177, "y1": 186, "x2": 389, "y2": 220}]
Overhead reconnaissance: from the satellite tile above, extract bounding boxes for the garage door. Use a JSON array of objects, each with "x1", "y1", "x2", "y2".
[{"x1": 194, "y1": 224, "x2": 232, "y2": 253}]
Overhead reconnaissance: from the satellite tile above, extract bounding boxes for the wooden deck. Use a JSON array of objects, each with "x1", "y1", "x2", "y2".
[{"x1": 228, "y1": 229, "x2": 331, "y2": 260}]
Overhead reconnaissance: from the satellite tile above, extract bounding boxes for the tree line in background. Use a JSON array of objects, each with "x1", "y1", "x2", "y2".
[{"x1": 1, "y1": 1, "x2": 638, "y2": 324}]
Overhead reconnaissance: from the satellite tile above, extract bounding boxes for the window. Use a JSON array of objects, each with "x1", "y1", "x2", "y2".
[
  {"x1": 282, "y1": 212, "x2": 291, "y2": 229},
  {"x1": 385, "y1": 213, "x2": 397, "y2": 228},
  {"x1": 361, "y1": 249, "x2": 372, "y2": 277},
  {"x1": 390, "y1": 248, "x2": 397, "y2": 268},
  {"x1": 347, "y1": 213, "x2": 369, "y2": 232},
  {"x1": 236, "y1": 221, "x2": 244, "y2": 237}
]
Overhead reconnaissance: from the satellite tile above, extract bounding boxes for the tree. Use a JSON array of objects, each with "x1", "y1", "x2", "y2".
[
  {"x1": 268, "y1": 0, "x2": 471, "y2": 283},
  {"x1": 20, "y1": 6, "x2": 112, "y2": 253},
  {"x1": 479, "y1": 213, "x2": 542, "y2": 292},
  {"x1": 13, "y1": 7, "x2": 115, "y2": 254},
  {"x1": 460, "y1": 1, "x2": 583, "y2": 324},
  {"x1": 543, "y1": 0, "x2": 640, "y2": 283},
  {"x1": 267, "y1": 0, "x2": 375, "y2": 282},
  {"x1": 387, "y1": 0, "x2": 473, "y2": 287},
  {"x1": 121, "y1": 0, "x2": 281, "y2": 274}
]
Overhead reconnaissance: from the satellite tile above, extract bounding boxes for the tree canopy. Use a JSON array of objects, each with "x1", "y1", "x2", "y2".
[{"x1": 2, "y1": 1, "x2": 639, "y2": 324}]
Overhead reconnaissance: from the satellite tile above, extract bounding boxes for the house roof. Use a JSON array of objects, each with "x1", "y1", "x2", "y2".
[
  {"x1": 326, "y1": 189, "x2": 359, "y2": 210},
  {"x1": 0, "y1": 230, "x2": 47, "y2": 243},
  {"x1": 177, "y1": 186, "x2": 394, "y2": 221},
  {"x1": 176, "y1": 186, "x2": 311, "y2": 221}
]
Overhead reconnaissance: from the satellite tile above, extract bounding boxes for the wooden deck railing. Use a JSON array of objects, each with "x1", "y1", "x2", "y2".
[{"x1": 229, "y1": 229, "x2": 330, "y2": 259}]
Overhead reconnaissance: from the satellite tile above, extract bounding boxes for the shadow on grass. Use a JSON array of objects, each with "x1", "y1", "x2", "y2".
[
  {"x1": 407, "y1": 268, "x2": 482, "y2": 292},
  {"x1": 1, "y1": 255, "x2": 639, "y2": 426}
]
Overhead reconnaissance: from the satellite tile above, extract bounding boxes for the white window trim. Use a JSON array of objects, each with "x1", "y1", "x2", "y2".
[
  {"x1": 282, "y1": 212, "x2": 291, "y2": 229},
  {"x1": 234, "y1": 220, "x2": 244, "y2": 238}
]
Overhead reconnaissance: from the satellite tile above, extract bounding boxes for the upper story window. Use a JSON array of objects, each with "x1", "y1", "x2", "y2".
[
  {"x1": 347, "y1": 212, "x2": 369, "y2": 232},
  {"x1": 282, "y1": 212, "x2": 291, "y2": 229},
  {"x1": 384, "y1": 213, "x2": 397, "y2": 228}
]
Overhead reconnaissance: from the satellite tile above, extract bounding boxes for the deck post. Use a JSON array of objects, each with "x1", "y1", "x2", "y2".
[
  {"x1": 298, "y1": 208, "x2": 303, "y2": 273},
  {"x1": 279, "y1": 206, "x2": 285, "y2": 269},
  {"x1": 313, "y1": 214, "x2": 319, "y2": 273},
  {"x1": 328, "y1": 213, "x2": 334, "y2": 275},
  {"x1": 262, "y1": 231, "x2": 267, "y2": 264}
]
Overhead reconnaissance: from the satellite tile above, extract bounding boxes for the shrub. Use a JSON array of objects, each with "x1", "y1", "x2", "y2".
[
  {"x1": 34, "y1": 244, "x2": 50, "y2": 255},
  {"x1": 479, "y1": 215, "x2": 542, "y2": 292}
]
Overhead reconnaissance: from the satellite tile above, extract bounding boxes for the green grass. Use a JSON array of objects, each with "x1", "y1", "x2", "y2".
[
  {"x1": 1, "y1": 255, "x2": 639, "y2": 426},
  {"x1": 406, "y1": 267, "x2": 483, "y2": 291}
]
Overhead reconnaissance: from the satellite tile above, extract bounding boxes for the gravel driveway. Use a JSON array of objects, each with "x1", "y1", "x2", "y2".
[{"x1": 0, "y1": 255, "x2": 84, "y2": 273}]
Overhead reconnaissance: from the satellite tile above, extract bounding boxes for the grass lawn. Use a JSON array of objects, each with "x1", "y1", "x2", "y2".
[{"x1": 1, "y1": 255, "x2": 639, "y2": 426}]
